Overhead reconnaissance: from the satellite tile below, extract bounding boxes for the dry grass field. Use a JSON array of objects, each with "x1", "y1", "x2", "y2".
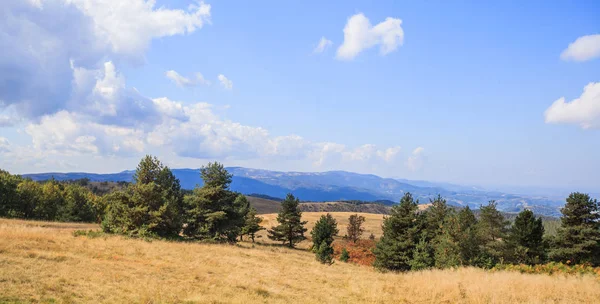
[{"x1": 1, "y1": 217, "x2": 600, "y2": 303}]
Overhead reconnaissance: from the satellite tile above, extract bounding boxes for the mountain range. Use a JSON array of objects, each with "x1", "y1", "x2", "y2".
[{"x1": 22, "y1": 167, "x2": 565, "y2": 217}]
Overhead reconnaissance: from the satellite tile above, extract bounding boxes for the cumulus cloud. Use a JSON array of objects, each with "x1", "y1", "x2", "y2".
[
  {"x1": 336, "y1": 13, "x2": 404, "y2": 60},
  {"x1": 544, "y1": 82, "x2": 600, "y2": 129},
  {"x1": 166, "y1": 70, "x2": 210, "y2": 87},
  {"x1": 218, "y1": 74, "x2": 233, "y2": 90},
  {"x1": 560, "y1": 34, "x2": 600, "y2": 62},
  {"x1": 313, "y1": 37, "x2": 333, "y2": 53},
  {"x1": 0, "y1": 0, "x2": 211, "y2": 120},
  {"x1": 406, "y1": 147, "x2": 425, "y2": 172},
  {"x1": 377, "y1": 146, "x2": 402, "y2": 162}
]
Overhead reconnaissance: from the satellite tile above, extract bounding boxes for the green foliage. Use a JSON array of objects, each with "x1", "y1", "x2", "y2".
[
  {"x1": 102, "y1": 155, "x2": 184, "y2": 238},
  {"x1": 267, "y1": 193, "x2": 307, "y2": 248},
  {"x1": 340, "y1": 248, "x2": 350, "y2": 262},
  {"x1": 59, "y1": 184, "x2": 97, "y2": 222},
  {"x1": 316, "y1": 240, "x2": 334, "y2": 264},
  {"x1": 433, "y1": 214, "x2": 462, "y2": 268},
  {"x1": 200, "y1": 162, "x2": 233, "y2": 189},
  {"x1": 549, "y1": 192, "x2": 600, "y2": 266},
  {"x1": 241, "y1": 207, "x2": 265, "y2": 242},
  {"x1": 311, "y1": 213, "x2": 339, "y2": 250},
  {"x1": 346, "y1": 214, "x2": 365, "y2": 243},
  {"x1": 311, "y1": 213, "x2": 338, "y2": 263},
  {"x1": 0, "y1": 170, "x2": 21, "y2": 217},
  {"x1": 425, "y1": 194, "x2": 453, "y2": 240},
  {"x1": 507, "y1": 209, "x2": 546, "y2": 265},
  {"x1": 373, "y1": 192, "x2": 423, "y2": 271},
  {"x1": 411, "y1": 237, "x2": 433, "y2": 270},
  {"x1": 456, "y1": 206, "x2": 482, "y2": 266},
  {"x1": 476, "y1": 201, "x2": 510, "y2": 266}
]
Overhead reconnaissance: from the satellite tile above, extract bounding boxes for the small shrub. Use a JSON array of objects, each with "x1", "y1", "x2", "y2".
[
  {"x1": 340, "y1": 248, "x2": 350, "y2": 262},
  {"x1": 72, "y1": 229, "x2": 104, "y2": 238}
]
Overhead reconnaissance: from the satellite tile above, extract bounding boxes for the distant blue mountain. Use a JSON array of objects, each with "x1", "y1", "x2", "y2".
[{"x1": 22, "y1": 167, "x2": 565, "y2": 217}]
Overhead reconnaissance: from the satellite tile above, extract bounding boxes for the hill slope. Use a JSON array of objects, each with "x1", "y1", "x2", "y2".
[{"x1": 1, "y1": 218, "x2": 598, "y2": 303}]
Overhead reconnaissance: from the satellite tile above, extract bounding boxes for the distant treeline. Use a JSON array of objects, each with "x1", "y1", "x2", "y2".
[{"x1": 1, "y1": 155, "x2": 599, "y2": 270}]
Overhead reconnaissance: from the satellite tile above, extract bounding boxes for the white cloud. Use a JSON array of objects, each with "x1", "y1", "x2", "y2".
[
  {"x1": 218, "y1": 74, "x2": 233, "y2": 90},
  {"x1": 544, "y1": 82, "x2": 600, "y2": 129},
  {"x1": 67, "y1": 0, "x2": 211, "y2": 57},
  {"x1": 166, "y1": 70, "x2": 210, "y2": 87},
  {"x1": 377, "y1": 146, "x2": 401, "y2": 162},
  {"x1": 406, "y1": 147, "x2": 425, "y2": 172},
  {"x1": 313, "y1": 37, "x2": 333, "y2": 53},
  {"x1": 336, "y1": 13, "x2": 404, "y2": 60},
  {"x1": 560, "y1": 34, "x2": 600, "y2": 62},
  {"x1": 0, "y1": 0, "x2": 211, "y2": 120}
]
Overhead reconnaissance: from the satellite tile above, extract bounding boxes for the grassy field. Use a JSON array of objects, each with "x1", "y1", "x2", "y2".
[{"x1": 1, "y1": 217, "x2": 600, "y2": 303}]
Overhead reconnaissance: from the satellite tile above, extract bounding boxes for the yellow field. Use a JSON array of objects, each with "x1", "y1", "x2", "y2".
[
  {"x1": 1, "y1": 218, "x2": 600, "y2": 303},
  {"x1": 257, "y1": 212, "x2": 385, "y2": 248}
]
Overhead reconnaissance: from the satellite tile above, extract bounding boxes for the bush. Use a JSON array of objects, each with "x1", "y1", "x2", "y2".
[{"x1": 340, "y1": 248, "x2": 350, "y2": 262}]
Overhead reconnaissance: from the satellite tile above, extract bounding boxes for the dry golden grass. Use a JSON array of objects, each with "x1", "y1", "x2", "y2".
[
  {"x1": 256, "y1": 212, "x2": 385, "y2": 249},
  {"x1": 1, "y1": 217, "x2": 599, "y2": 303}
]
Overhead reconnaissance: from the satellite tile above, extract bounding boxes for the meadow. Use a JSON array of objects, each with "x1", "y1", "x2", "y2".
[{"x1": 1, "y1": 216, "x2": 600, "y2": 303}]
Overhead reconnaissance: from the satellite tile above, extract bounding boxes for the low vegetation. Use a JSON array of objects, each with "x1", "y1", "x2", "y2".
[{"x1": 2, "y1": 218, "x2": 600, "y2": 303}]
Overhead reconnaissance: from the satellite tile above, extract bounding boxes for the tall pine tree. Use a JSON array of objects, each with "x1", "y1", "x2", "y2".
[
  {"x1": 507, "y1": 209, "x2": 545, "y2": 265},
  {"x1": 311, "y1": 213, "x2": 338, "y2": 264},
  {"x1": 373, "y1": 192, "x2": 423, "y2": 271},
  {"x1": 549, "y1": 192, "x2": 600, "y2": 266},
  {"x1": 477, "y1": 201, "x2": 510, "y2": 266},
  {"x1": 267, "y1": 194, "x2": 307, "y2": 248}
]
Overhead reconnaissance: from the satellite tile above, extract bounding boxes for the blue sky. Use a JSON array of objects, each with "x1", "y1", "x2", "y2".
[{"x1": 1, "y1": 0, "x2": 599, "y2": 190}]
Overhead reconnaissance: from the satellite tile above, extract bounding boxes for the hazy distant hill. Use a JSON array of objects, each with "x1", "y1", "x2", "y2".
[{"x1": 22, "y1": 167, "x2": 565, "y2": 216}]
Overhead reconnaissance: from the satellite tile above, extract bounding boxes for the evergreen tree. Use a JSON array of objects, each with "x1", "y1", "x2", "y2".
[
  {"x1": 456, "y1": 206, "x2": 481, "y2": 266},
  {"x1": 477, "y1": 201, "x2": 510, "y2": 266},
  {"x1": 549, "y1": 192, "x2": 600, "y2": 266},
  {"x1": 311, "y1": 213, "x2": 339, "y2": 250},
  {"x1": 411, "y1": 237, "x2": 433, "y2": 270},
  {"x1": 102, "y1": 155, "x2": 184, "y2": 238},
  {"x1": 373, "y1": 192, "x2": 423, "y2": 271},
  {"x1": 316, "y1": 241, "x2": 334, "y2": 264},
  {"x1": 183, "y1": 163, "x2": 247, "y2": 242},
  {"x1": 425, "y1": 195, "x2": 453, "y2": 240},
  {"x1": 267, "y1": 193, "x2": 307, "y2": 248},
  {"x1": 0, "y1": 170, "x2": 21, "y2": 217},
  {"x1": 346, "y1": 214, "x2": 365, "y2": 243},
  {"x1": 340, "y1": 248, "x2": 350, "y2": 262},
  {"x1": 241, "y1": 207, "x2": 265, "y2": 242},
  {"x1": 433, "y1": 214, "x2": 462, "y2": 268},
  {"x1": 507, "y1": 209, "x2": 545, "y2": 265}
]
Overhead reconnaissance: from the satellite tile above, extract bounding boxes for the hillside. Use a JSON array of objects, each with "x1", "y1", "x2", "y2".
[
  {"x1": 1, "y1": 218, "x2": 599, "y2": 303},
  {"x1": 22, "y1": 167, "x2": 566, "y2": 217}
]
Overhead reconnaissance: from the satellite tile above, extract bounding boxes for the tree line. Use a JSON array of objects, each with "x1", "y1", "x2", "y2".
[{"x1": 1, "y1": 155, "x2": 599, "y2": 269}]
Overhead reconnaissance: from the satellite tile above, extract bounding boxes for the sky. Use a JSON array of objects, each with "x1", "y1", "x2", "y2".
[{"x1": 0, "y1": 0, "x2": 599, "y2": 191}]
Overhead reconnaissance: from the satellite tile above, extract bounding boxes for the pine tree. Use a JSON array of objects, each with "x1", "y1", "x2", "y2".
[
  {"x1": 477, "y1": 201, "x2": 510, "y2": 266},
  {"x1": 340, "y1": 248, "x2": 350, "y2": 262},
  {"x1": 507, "y1": 209, "x2": 545, "y2": 264},
  {"x1": 425, "y1": 195, "x2": 452, "y2": 240},
  {"x1": 102, "y1": 155, "x2": 184, "y2": 238},
  {"x1": 183, "y1": 163, "x2": 247, "y2": 242},
  {"x1": 433, "y1": 214, "x2": 462, "y2": 268},
  {"x1": 456, "y1": 206, "x2": 481, "y2": 266},
  {"x1": 373, "y1": 192, "x2": 423, "y2": 271},
  {"x1": 311, "y1": 213, "x2": 339, "y2": 251},
  {"x1": 549, "y1": 192, "x2": 600, "y2": 266},
  {"x1": 411, "y1": 237, "x2": 433, "y2": 270},
  {"x1": 241, "y1": 207, "x2": 265, "y2": 242},
  {"x1": 267, "y1": 193, "x2": 307, "y2": 248},
  {"x1": 346, "y1": 214, "x2": 365, "y2": 243},
  {"x1": 316, "y1": 241, "x2": 334, "y2": 264}
]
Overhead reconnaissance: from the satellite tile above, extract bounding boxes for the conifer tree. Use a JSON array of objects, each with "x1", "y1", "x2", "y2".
[
  {"x1": 507, "y1": 209, "x2": 545, "y2": 264},
  {"x1": 477, "y1": 201, "x2": 510, "y2": 266},
  {"x1": 425, "y1": 195, "x2": 452, "y2": 240},
  {"x1": 456, "y1": 206, "x2": 481, "y2": 265},
  {"x1": 267, "y1": 193, "x2": 307, "y2": 248},
  {"x1": 241, "y1": 207, "x2": 265, "y2": 242},
  {"x1": 549, "y1": 192, "x2": 600, "y2": 266},
  {"x1": 433, "y1": 214, "x2": 462, "y2": 268},
  {"x1": 411, "y1": 237, "x2": 433, "y2": 270},
  {"x1": 340, "y1": 248, "x2": 350, "y2": 262},
  {"x1": 347, "y1": 214, "x2": 365, "y2": 243},
  {"x1": 373, "y1": 192, "x2": 423, "y2": 271},
  {"x1": 183, "y1": 163, "x2": 247, "y2": 242},
  {"x1": 311, "y1": 213, "x2": 339, "y2": 251}
]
